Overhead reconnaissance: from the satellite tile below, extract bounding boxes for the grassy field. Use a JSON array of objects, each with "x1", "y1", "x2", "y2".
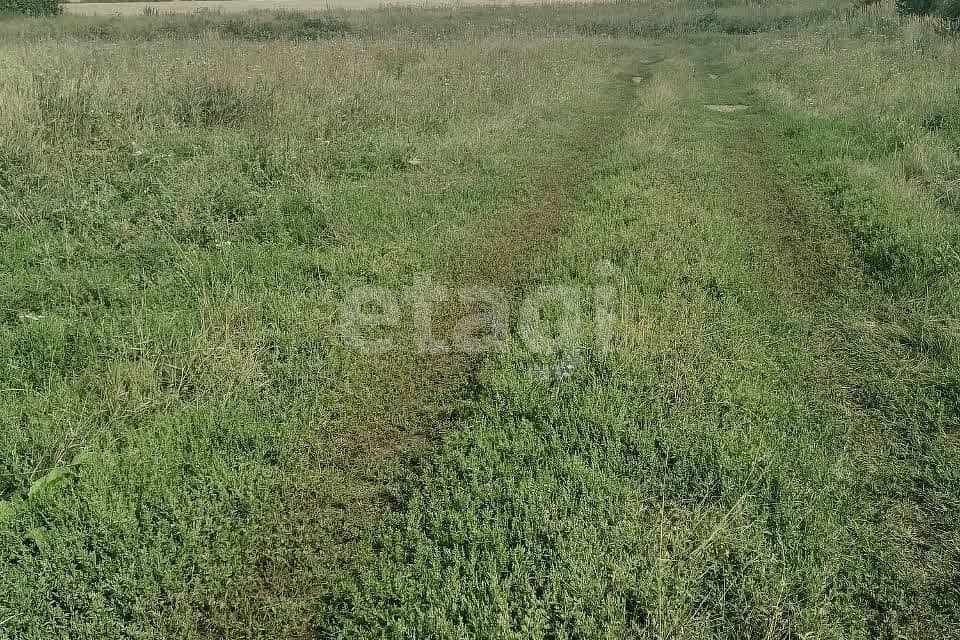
[
  {"x1": 59, "y1": 0, "x2": 596, "y2": 18},
  {"x1": 1, "y1": 0, "x2": 959, "y2": 638}
]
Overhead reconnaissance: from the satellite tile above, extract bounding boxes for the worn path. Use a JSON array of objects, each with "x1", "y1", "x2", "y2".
[{"x1": 318, "y1": 43, "x2": 960, "y2": 638}]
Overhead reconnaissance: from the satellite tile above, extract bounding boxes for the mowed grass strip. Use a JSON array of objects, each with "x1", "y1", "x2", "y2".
[
  {"x1": 319, "y1": 33, "x2": 960, "y2": 640},
  {"x1": 320, "y1": 49, "x2": 855, "y2": 639}
]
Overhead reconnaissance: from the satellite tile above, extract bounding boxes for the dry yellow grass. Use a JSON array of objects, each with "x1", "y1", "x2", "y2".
[{"x1": 63, "y1": 0, "x2": 594, "y2": 16}]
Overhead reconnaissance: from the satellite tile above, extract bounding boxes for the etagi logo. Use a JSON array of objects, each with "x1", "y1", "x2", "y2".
[{"x1": 338, "y1": 262, "x2": 622, "y2": 355}]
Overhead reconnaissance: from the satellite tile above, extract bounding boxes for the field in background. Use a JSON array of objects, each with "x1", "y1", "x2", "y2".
[
  {"x1": 2, "y1": 1, "x2": 959, "y2": 638},
  {"x1": 61, "y1": 0, "x2": 590, "y2": 17}
]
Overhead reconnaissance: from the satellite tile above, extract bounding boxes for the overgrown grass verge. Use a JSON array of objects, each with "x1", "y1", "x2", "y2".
[{"x1": 3, "y1": 0, "x2": 845, "y2": 42}]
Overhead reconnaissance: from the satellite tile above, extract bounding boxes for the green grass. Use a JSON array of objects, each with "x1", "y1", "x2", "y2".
[
  {"x1": 0, "y1": 0, "x2": 58, "y2": 17},
  {"x1": 2, "y1": 1, "x2": 844, "y2": 41},
  {"x1": 1, "y1": 1, "x2": 959, "y2": 638},
  {"x1": 318, "y1": 37, "x2": 960, "y2": 637}
]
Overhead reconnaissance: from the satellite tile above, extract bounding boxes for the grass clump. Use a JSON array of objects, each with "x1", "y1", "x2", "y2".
[
  {"x1": 167, "y1": 80, "x2": 276, "y2": 128},
  {"x1": 0, "y1": 0, "x2": 59, "y2": 16},
  {"x1": 898, "y1": 0, "x2": 960, "y2": 17},
  {"x1": 217, "y1": 13, "x2": 353, "y2": 40}
]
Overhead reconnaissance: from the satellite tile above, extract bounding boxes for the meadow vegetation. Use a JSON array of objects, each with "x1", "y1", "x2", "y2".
[
  {"x1": 897, "y1": 0, "x2": 960, "y2": 21},
  {"x1": 0, "y1": 0, "x2": 58, "y2": 17},
  {"x1": 1, "y1": 1, "x2": 958, "y2": 638}
]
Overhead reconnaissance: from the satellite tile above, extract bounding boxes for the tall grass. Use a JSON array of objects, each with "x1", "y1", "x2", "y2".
[
  {"x1": 0, "y1": 0, "x2": 59, "y2": 16},
  {"x1": 3, "y1": 0, "x2": 845, "y2": 41}
]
